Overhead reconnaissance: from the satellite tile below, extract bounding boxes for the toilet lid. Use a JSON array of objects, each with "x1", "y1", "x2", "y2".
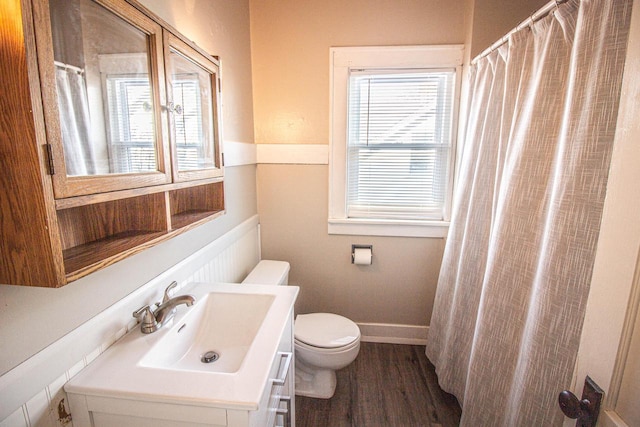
[{"x1": 295, "y1": 313, "x2": 360, "y2": 349}]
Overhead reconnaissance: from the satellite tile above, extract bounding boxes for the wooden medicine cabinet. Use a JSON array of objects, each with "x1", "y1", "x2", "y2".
[{"x1": 0, "y1": 0, "x2": 225, "y2": 287}]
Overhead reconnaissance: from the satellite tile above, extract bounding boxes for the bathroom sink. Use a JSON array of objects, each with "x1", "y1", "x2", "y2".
[
  {"x1": 139, "y1": 292, "x2": 275, "y2": 373},
  {"x1": 63, "y1": 282, "x2": 298, "y2": 410}
]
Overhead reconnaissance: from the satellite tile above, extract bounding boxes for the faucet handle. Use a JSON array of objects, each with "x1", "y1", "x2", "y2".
[
  {"x1": 133, "y1": 305, "x2": 158, "y2": 334},
  {"x1": 162, "y1": 281, "x2": 179, "y2": 303}
]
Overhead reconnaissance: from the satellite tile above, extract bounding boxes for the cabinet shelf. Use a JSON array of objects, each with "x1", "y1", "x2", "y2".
[
  {"x1": 169, "y1": 181, "x2": 224, "y2": 230},
  {"x1": 63, "y1": 230, "x2": 168, "y2": 279},
  {"x1": 171, "y1": 209, "x2": 223, "y2": 230},
  {"x1": 56, "y1": 182, "x2": 225, "y2": 282}
]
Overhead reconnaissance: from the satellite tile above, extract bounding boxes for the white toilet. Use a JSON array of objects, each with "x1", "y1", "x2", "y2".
[{"x1": 242, "y1": 260, "x2": 361, "y2": 399}]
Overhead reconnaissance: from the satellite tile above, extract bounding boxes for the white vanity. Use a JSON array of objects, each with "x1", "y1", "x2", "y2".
[{"x1": 64, "y1": 282, "x2": 298, "y2": 427}]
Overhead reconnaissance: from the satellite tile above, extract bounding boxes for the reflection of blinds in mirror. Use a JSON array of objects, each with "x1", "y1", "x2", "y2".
[
  {"x1": 105, "y1": 75, "x2": 157, "y2": 173},
  {"x1": 172, "y1": 76, "x2": 202, "y2": 171}
]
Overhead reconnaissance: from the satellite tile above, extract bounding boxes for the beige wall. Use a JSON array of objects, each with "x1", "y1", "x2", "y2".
[
  {"x1": 251, "y1": 0, "x2": 553, "y2": 327},
  {"x1": 250, "y1": 0, "x2": 467, "y2": 145},
  {"x1": 469, "y1": 0, "x2": 549, "y2": 58},
  {"x1": 258, "y1": 165, "x2": 446, "y2": 324},
  {"x1": 251, "y1": 0, "x2": 467, "y2": 326}
]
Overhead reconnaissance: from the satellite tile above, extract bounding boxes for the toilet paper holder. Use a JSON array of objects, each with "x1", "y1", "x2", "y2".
[{"x1": 351, "y1": 244, "x2": 373, "y2": 264}]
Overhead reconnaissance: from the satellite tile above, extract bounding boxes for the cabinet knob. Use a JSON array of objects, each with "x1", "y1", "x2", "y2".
[{"x1": 164, "y1": 102, "x2": 183, "y2": 115}]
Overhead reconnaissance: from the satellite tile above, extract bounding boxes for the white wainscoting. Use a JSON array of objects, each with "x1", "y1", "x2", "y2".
[{"x1": 0, "y1": 215, "x2": 261, "y2": 427}]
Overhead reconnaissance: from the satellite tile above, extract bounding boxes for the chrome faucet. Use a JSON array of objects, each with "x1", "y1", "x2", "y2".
[
  {"x1": 133, "y1": 281, "x2": 196, "y2": 334},
  {"x1": 154, "y1": 294, "x2": 195, "y2": 325}
]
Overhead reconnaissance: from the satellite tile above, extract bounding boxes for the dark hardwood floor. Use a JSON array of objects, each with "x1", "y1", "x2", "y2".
[{"x1": 295, "y1": 342, "x2": 461, "y2": 427}]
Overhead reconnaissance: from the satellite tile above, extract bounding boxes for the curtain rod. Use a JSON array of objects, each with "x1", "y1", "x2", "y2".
[
  {"x1": 471, "y1": 0, "x2": 569, "y2": 64},
  {"x1": 54, "y1": 60, "x2": 84, "y2": 74}
]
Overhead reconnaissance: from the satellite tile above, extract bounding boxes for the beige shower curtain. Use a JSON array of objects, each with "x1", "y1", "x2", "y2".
[{"x1": 425, "y1": 0, "x2": 633, "y2": 425}]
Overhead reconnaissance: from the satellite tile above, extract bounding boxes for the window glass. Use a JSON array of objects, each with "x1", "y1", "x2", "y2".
[
  {"x1": 50, "y1": 0, "x2": 158, "y2": 176},
  {"x1": 347, "y1": 70, "x2": 455, "y2": 220}
]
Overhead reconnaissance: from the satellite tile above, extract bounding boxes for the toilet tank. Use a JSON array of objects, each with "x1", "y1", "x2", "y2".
[{"x1": 242, "y1": 260, "x2": 290, "y2": 286}]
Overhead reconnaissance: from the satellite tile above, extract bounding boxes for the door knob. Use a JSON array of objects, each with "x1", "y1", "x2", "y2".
[{"x1": 558, "y1": 376, "x2": 603, "y2": 427}]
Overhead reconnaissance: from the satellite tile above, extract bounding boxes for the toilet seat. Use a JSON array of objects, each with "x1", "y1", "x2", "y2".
[
  {"x1": 295, "y1": 337, "x2": 360, "y2": 353},
  {"x1": 295, "y1": 313, "x2": 360, "y2": 349}
]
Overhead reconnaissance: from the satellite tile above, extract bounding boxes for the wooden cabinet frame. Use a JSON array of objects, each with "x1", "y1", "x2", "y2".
[
  {"x1": 0, "y1": 0, "x2": 226, "y2": 287},
  {"x1": 32, "y1": 0, "x2": 173, "y2": 198},
  {"x1": 164, "y1": 31, "x2": 224, "y2": 183}
]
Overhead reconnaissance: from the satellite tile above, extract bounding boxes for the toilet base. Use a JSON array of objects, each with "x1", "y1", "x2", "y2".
[{"x1": 294, "y1": 359, "x2": 337, "y2": 399}]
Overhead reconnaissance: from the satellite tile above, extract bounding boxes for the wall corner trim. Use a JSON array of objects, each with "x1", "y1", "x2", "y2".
[
  {"x1": 256, "y1": 144, "x2": 329, "y2": 165},
  {"x1": 223, "y1": 141, "x2": 257, "y2": 166}
]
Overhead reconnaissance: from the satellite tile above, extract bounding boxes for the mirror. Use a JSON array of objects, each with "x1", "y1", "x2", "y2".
[
  {"x1": 49, "y1": 0, "x2": 159, "y2": 176},
  {"x1": 167, "y1": 47, "x2": 217, "y2": 172}
]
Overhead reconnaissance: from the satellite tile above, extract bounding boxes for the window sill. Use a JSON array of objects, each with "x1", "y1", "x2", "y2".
[{"x1": 328, "y1": 218, "x2": 449, "y2": 238}]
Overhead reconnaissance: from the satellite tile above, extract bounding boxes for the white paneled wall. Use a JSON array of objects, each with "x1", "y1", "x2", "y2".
[{"x1": 0, "y1": 216, "x2": 261, "y2": 427}]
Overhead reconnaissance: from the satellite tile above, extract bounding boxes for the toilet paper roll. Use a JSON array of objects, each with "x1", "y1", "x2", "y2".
[{"x1": 353, "y1": 247, "x2": 372, "y2": 265}]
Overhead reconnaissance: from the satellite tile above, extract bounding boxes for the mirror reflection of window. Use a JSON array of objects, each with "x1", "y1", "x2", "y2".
[
  {"x1": 49, "y1": 0, "x2": 158, "y2": 176},
  {"x1": 171, "y1": 74, "x2": 202, "y2": 170},
  {"x1": 100, "y1": 53, "x2": 156, "y2": 174},
  {"x1": 168, "y1": 48, "x2": 215, "y2": 172}
]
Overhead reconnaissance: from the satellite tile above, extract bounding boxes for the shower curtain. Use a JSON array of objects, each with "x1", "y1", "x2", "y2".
[
  {"x1": 55, "y1": 66, "x2": 96, "y2": 175},
  {"x1": 425, "y1": 0, "x2": 633, "y2": 425}
]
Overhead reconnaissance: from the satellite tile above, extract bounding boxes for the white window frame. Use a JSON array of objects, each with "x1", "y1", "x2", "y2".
[{"x1": 329, "y1": 45, "x2": 464, "y2": 237}]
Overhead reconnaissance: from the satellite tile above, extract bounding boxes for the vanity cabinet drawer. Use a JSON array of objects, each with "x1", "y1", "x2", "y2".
[
  {"x1": 266, "y1": 352, "x2": 293, "y2": 427},
  {"x1": 67, "y1": 394, "x2": 228, "y2": 427},
  {"x1": 275, "y1": 397, "x2": 292, "y2": 427}
]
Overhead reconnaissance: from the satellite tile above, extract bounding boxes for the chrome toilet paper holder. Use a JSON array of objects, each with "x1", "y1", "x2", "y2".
[{"x1": 351, "y1": 244, "x2": 373, "y2": 264}]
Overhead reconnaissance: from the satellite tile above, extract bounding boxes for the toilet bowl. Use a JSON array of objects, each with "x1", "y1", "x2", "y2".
[
  {"x1": 294, "y1": 312, "x2": 360, "y2": 398},
  {"x1": 242, "y1": 260, "x2": 361, "y2": 399}
]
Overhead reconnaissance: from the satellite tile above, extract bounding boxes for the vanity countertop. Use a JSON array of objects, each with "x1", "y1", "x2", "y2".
[{"x1": 64, "y1": 282, "x2": 298, "y2": 410}]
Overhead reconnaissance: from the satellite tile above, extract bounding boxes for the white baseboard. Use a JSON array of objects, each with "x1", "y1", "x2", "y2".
[{"x1": 357, "y1": 323, "x2": 428, "y2": 345}]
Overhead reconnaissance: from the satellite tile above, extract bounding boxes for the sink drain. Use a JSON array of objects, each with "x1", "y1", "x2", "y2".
[{"x1": 201, "y1": 351, "x2": 220, "y2": 363}]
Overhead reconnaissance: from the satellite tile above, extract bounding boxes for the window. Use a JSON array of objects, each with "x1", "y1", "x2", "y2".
[{"x1": 329, "y1": 46, "x2": 463, "y2": 237}]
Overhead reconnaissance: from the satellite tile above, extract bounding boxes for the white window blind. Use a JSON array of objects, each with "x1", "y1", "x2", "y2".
[
  {"x1": 171, "y1": 75, "x2": 203, "y2": 171},
  {"x1": 346, "y1": 70, "x2": 455, "y2": 220},
  {"x1": 105, "y1": 75, "x2": 157, "y2": 173}
]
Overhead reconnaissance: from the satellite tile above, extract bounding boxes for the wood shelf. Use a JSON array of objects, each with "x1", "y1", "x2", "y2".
[
  {"x1": 171, "y1": 209, "x2": 223, "y2": 230},
  {"x1": 54, "y1": 177, "x2": 224, "y2": 210},
  {"x1": 169, "y1": 181, "x2": 225, "y2": 230},
  {"x1": 63, "y1": 230, "x2": 167, "y2": 277},
  {"x1": 57, "y1": 182, "x2": 225, "y2": 282}
]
